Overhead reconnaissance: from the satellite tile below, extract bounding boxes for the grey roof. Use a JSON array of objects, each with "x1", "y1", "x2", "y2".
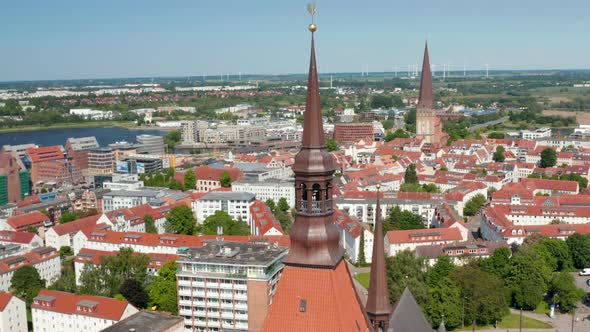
[
  {"x1": 104, "y1": 190, "x2": 159, "y2": 198},
  {"x1": 35, "y1": 295, "x2": 56, "y2": 302},
  {"x1": 77, "y1": 300, "x2": 99, "y2": 307},
  {"x1": 100, "y1": 311, "x2": 183, "y2": 332},
  {"x1": 233, "y1": 162, "x2": 268, "y2": 172},
  {"x1": 199, "y1": 191, "x2": 256, "y2": 202},
  {"x1": 177, "y1": 240, "x2": 287, "y2": 267},
  {"x1": 388, "y1": 288, "x2": 432, "y2": 332}
]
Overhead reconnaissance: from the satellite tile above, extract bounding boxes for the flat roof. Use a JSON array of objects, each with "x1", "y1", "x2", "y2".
[
  {"x1": 199, "y1": 191, "x2": 256, "y2": 202},
  {"x1": 100, "y1": 311, "x2": 183, "y2": 332},
  {"x1": 178, "y1": 240, "x2": 287, "y2": 266}
]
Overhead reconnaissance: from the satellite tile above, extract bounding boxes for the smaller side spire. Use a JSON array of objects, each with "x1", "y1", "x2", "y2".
[
  {"x1": 366, "y1": 184, "x2": 392, "y2": 330},
  {"x1": 417, "y1": 41, "x2": 433, "y2": 110}
]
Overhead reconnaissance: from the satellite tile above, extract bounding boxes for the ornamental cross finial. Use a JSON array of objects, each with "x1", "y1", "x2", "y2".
[{"x1": 307, "y1": 2, "x2": 317, "y2": 32}]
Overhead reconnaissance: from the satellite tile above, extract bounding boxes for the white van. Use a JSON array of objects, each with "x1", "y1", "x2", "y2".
[{"x1": 580, "y1": 268, "x2": 590, "y2": 276}]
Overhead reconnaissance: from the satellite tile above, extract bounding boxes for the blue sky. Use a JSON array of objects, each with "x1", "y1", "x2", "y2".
[{"x1": 1, "y1": 0, "x2": 588, "y2": 81}]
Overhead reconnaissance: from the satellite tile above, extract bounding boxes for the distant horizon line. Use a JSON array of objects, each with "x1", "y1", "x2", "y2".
[{"x1": 2, "y1": 68, "x2": 590, "y2": 85}]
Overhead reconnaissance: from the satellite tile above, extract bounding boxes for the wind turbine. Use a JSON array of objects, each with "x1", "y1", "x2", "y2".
[{"x1": 485, "y1": 64, "x2": 489, "y2": 78}]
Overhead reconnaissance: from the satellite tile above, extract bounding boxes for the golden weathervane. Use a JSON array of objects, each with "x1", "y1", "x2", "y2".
[{"x1": 307, "y1": 2, "x2": 317, "y2": 32}]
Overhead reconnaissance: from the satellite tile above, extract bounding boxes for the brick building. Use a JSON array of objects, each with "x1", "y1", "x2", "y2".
[
  {"x1": 0, "y1": 152, "x2": 29, "y2": 204},
  {"x1": 333, "y1": 122, "x2": 374, "y2": 143}
]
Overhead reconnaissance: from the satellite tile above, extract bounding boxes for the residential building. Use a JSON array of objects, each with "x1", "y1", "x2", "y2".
[
  {"x1": 333, "y1": 208, "x2": 373, "y2": 264},
  {"x1": 194, "y1": 192, "x2": 256, "y2": 223},
  {"x1": 0, "y1": 247, "x2": 60, "y2": 292},
  {"x1": 65, "y1": 137, "x2": 100, "y2": 175},
  {"x1": 248, "y1": 201, "x2": 284, "y2": 236},
  {"x1": 101, "y1": 311, "x2": 184, "y2": 332},
  {"x1": 415, "y1": 241, "x2": 509, "y2": 266},
  {"x1": 45, "y1": 214, "x2": 110, "y2": 250},
  {"x1": 136, "y1": 135, "x2": 166, "y2": 155},
  {"x1": 192, "y1": 165, "x2": 243, "y2": 192},
  {"x1": 177, "y1": 241, "x2": 288, "y2": 332},
  {"x1": 26, "y1": 146, "x2": 80, "y2": 187},
  {"x1": 0, "y1": 291, "x2": 27, "y2": 332},
  {"x1": 232, "y1": 180, "x2": 295, "y2": 208},
  {"x1": 5, "y1": 211, "x2": 51, "y2": 232},
  {"x1": 123, "y1": 154, "x2": 164, "y2": 174},
  {"x1": 520, "y1": 127, "x2": 552, "y2": 140},
  {"x1": 1, "y1": 143, "x2": 37, "y2": 159},
  {"x1": 0, "y1": 230, "x2": 43, "y2": 253},
  {"x1": 180, "y1": 120, "x2": 208, "y2": 144},
  {"x1": 32, "y1": 290, "x2": 138, "y2": 332},
  {"x1": 385, "y1": 227, "x2": 466, "y2": 256},
  {"x1": 333, "y1": 123, "x2": 374, "y2": 143},
  {"x1": 101, "y1": 189, "x2": 159, "y2": 212}
]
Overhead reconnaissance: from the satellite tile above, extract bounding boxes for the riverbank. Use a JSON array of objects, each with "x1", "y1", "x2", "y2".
[{"x1": 0, "y1": 121, "x2": 142, "y2": 134}]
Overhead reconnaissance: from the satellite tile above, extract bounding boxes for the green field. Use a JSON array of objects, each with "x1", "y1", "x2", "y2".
[
  {"x1": 459, "y1": 313, "x2": 552, "y2": 330},
  {"x1": 0, "y1": 121, "x2": 140, "y2": 133},
  {"x1": 354, "y1": 272, "x2": 370, "y2": 289}
]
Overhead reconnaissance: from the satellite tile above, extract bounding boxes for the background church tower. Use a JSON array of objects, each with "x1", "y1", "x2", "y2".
[{"x1": 416, "y1": 42, "x2": 437, "y2": 144}]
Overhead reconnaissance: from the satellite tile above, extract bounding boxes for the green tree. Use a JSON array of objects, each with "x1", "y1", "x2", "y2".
[
  {"x1": 540, "y1": 148, "x2": 557, "y2": 168},
  {"x1": 425, "y1": 277, "x2": 463, "y2": 329},
  {"x1": 382, "y1": 120, "x2": 394, "y2": 130},
  {"x1": 488, "y1": 132, "x2": 505, "y2": 139},
  {"x1": 452, "y1": 265, "x2": 509, "y2": 326},
  {"x1": 199, "y1": 210, "x2": 251, "y2": 236},
  {"x1": 566, "y1": 233, "x2": 590, "y2": 269},
  {"x1": 10, "y1": 266, "x2": 45, "y2": 305},
  {"x1": 481, "y1": 246, "x2": 511, "y2": 278},
  {"x1": 386, "y1": 250, "x2": 429, "y2": 307},
  {"x1": 404, "y1": 163, "x2": 418, "y2": 184},
  {"x1": 59, "y1": 246, "x2": 74, "y2": 257},
  {"x1": 493, "y1": 145, "x2": 506, "y2": 162},
  {"x1": 326, "y1": 138, "x2": 339, "y2": 152},
  {"x1": 144, "y1": 214, "x2": 157, "y2": 234},
  {"x1": 384, "y1": 206, "x2": 424, "y2": 232},
  {"x1": 184, "y1": 170, "x2": 196, "y2": 190},
  {"x1": 427, "y1": 255, "x2": 455, "y2": 287},
  {"x1": 48, "y1": 259, "x2": 77, "y2": 293},
  {"x1": 265, "y1": 199, "x2": 276, "y2": 213},
  {"x1": 463, "y1": 194, "x2": 487, "y2": 216},
  {"x1": 59, "y1": 211, "x2": 79, "y2": 224},
  {"x1": 536, "y1": 238, "x2": 573, "y2": 271},
  {"x1": 506, "y1": 246, "x2": 551, "y2": 310},
  {"x1": 164, "y1": 130, "x2": 181, "y2": 150},
  {"x1": 220, "y1": 171, "x2": 232, "y2": 188},
  {"x1": 164, "y1": 205, "x2": 196, "y2": 235},
  {"x1": 275, "y1": 210, "x2": 292, "y2": 234},
  {"x1": 120, "y1": 278, "x2": 149, "y2": 309},
  {"x1": 548, "y1": 272, "x2": 586, "y2": 312},
  {"x1": 277, "y1": 197, "x2": 290, "y2": 213},
  {"x1": 358, "y1": 231, "x2": 367, "y2": 266},
  {"x1": 167, "y1": 179, "x2": 184, "y2": 191},
  {"x1": 148, "y1": 261, "x2": 178, "y2": 314}
]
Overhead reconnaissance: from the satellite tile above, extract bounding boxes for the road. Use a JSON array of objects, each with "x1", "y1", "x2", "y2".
[{"x1": 468, "y1": 116, "x2": 509, "y2": 131}]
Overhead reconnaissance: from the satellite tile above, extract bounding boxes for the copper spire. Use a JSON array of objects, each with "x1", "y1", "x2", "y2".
[
  {"x1": 285, "y1": 11, "x2": 342, "y2": 268},
  {"x1": 417, "y1": 41, "x2": 433, "y2": 110},
  {"x1": 366, "y1": 185, "x2": 392, "y2": 330},
  {"x1": 301, "y1": 34, "x2": 325, "y2": 148}
]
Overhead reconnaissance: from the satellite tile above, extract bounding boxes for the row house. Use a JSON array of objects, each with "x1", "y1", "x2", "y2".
[
  {"x1": 0, "y1": 230, "x2": 43, "y2": 253},
  {"x1": 385, "y1": 227, "x2": 466, "y2": 256},
  {"x1": 32, "y1": 290, "x2": 138, "y2": 332},
  {"x1": 45, "y1": 214, "x2": 111, "y2": 250},
  {"x1": 5, "y1": 211, "x2": 51, "y2": 233},
  {"x1": 0, "y1": 247, "x2": 60, "y2": 292},
  {"x1": 416, "y1": 241, "x2": 509, "y2": 266}
]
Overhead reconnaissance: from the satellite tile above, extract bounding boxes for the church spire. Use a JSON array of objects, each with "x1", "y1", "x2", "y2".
[
  {"x1": 366, "y1": 185, "x2": 392, "y2": 330},
  {"x1": 417, "y1": 41, "x2": 433, "y2": 110},
  {"x1": 285, "y1": 4, "x2": 342, "y2": 268}
]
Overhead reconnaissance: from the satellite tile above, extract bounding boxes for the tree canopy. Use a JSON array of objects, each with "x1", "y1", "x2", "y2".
[
  {"x1": 384, "y1": 206, "x2": 424, "y2": 232},
  {"x1": 493, "y1": 145, "x2": 505, "y2": 162},
  {"x1": 11, "y1": 265, "x2": 45, "y2": 305},
  {"x1": 463, "y1": 194, "x2": 487, "y2": 216},
  {"x1": 59, "y1": 211, "x2": 79, "y2": 224},
  {"x1": 404, "y1": 163, "x2": 418, "y2": 184},
  {"x1": 326, "y1": 138, "x2": 339, "y2": 152},
  {"x1": 164, "y1": 205, "x2": 196, "y2": 235},
  {"x1": 184, "y1": 170, "x2": 196, "y2": 190},
  {"x1": 540, "y1": 148, "x2": 557, "y2": 168},
  {"x1": 148, "y1": 260, "x2": 178, "y2": 314},
  {"x1": 144, "y1": 214, "x2": 157, "y2": 234},
  {"x1": 220, "y1": 171, "x2": 232, "y2": 188},
  {"x1": 199, "y1": 210, "x2": 251, "y2": 236}
]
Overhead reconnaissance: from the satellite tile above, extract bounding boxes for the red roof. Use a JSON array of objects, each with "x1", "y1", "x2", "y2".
[
  {"x1": 50, "y1": 214, "x2": 102, "y2": 236},
  {"x1": 0, "y1": 292, "x2": 15, "y2": 311},
  {"x1": 7, "y1": 211, "x2": 49, "y2": 231},
  {"x1": 32, "y1": 290, "x2": 134, "y2": 321},
  {"x1": 193, "y1": 165, "x2": 242, "y2": 181},
  {"x1": 0, "y1": 247, "x2": 59, "y2": 273},
  {"x1": 0, "y1": 230, "x2": 37, "y2": 244},
  {"x1": 386, "y1": 227, "x2": 463, "y2": 244},
  {"x1": 263, "y1": 260, "x2": 370, "y2": 331},
  {"x1": 26, "y1": 146, "x2": 64, "y2": 163},
  {"x1": 249, "y1": 201, "x2": 284, "y2": 235}
]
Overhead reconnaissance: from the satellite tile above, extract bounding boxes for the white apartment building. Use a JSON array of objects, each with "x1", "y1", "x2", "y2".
[
  {"x1": 194, "y1": 192, "x2": 256, "y2": 223},
  {"x1": 102, "y1": 180, "x2": 144, "y2": 191},
  {"x1": 0, "y1": 247, "x2": 61, "y2": 292},
  {"x1": 101, "y1": 189, "x2": 159, "y2": 212},
  {"x1": 333, "y1": 209, "x2": 374, "y2": 264},
  {"x1": 177, "y1": 241, "x2": 288, "y2": 332},
  {"x1": 520, "y1": 127, "x2": 551, "y2": 140},
  {"x1": 232, "y1": 180, "x2": 295, "y2": 208},
  {"x1": 45, "y1": 214, "x2": 111, "y2": 250},
  {"x1": 0, "y1": 291, "x2": 26, "y2": 332},
  {"x1": 32, "y1": 290, "x2": 138, "y2": 332},
  {"x1": 0, "y1": 230, "x2": 43, "y2": 253}
]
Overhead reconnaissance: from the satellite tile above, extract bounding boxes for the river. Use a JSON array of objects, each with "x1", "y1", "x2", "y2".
[{"x1": 0, "y1": 127, "x2": 167, "y2": 147}]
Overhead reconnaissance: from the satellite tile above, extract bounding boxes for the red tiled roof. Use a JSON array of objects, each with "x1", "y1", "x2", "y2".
[
  {"x1": 263, "y1": 260, "x2": 370, "y2": 331},
  {"x1": 0, "y1": 230, "x2": 37, "y2": 244},
  {"x1": 249, "y1": 201, "x2": 284, "y2": 235},
  {"x1": 0, "y1": 292, "x2": 15, "y2": 311},
  {"x1": 333, "y1": 208, "x2": 368, "y2": 238},
  {"x1": 51, "y1": 214, "x2": 102, "y2": 236},
  {"x1": 32, "y1": 290, "x2": 134, "y2": 321},
  {"x1": 386, "y1": 227, "x2": 463, "y2": 244},
  {"x1": 0, "y1": 247, "x2": 59, "y2": 274},
  {"x1": 194, "y1": 165, "x2": 242, "y2": 181},
  {"x1": 7, "y1": 211, "x2": 48, "y2": 230},
  {"x1": 26, "y1": 146, "x2": 64, "y2": 163}
]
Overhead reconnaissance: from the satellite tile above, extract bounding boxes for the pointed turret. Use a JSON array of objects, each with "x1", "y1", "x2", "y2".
[
  {"x1": 301, "y1": 35, "x2": 325, "y2": 148},
  {"x1": 417, "y1": 42, "x2": 433, "y2": 110},
  {"x1": 366, "y1": 185, "x2": 392, "y2": 331}
]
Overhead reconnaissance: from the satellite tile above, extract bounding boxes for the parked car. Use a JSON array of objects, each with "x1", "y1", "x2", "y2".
[
  {"x1": 580, "y1": 268, "x2": 590, "y2": 276},
  {"x1": 587, "y1": 279, "x2": 590, "y2": 286}
]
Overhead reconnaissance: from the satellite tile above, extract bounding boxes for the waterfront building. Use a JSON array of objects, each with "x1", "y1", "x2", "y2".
[
  {"x1": 177, "y1": 241, "x2": 288, "y2": 332},
  {"x1": 136, "y1": 134, "x2": 166, "y2": 155},
  {"x1": 0, "y1": 152, "x2": 29, "y2": 204},
  {"x1": 1, "y1": 143, "x2": 38, "y2": 159},
  {"x1": 88, "y1": 148, "x2": 115, "y2": 175}
]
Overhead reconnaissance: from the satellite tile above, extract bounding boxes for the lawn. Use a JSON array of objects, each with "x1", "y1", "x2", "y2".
[
  {"x1": 459, "y1": 313, "x2": 552, "y2": 330},
  {"x1": 354, "y1": 272, "x2": 370, "y2": 289}
]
